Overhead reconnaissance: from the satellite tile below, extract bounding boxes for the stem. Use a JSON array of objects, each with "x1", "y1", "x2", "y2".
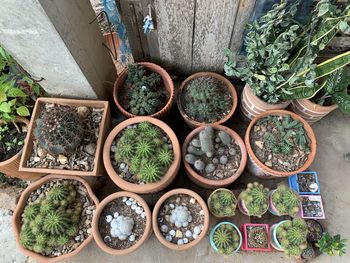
[{"x1": 12, "y1": 121, "x2": 21, "y2": 133}]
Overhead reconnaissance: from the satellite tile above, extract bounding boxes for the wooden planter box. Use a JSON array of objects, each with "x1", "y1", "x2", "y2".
[{"x1": 19, "y1": 97, "x2": 111, "y2": 176}]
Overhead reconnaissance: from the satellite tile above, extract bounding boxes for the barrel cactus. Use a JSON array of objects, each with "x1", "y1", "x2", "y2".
[
  {"x1": 239, "y1": 182, "x2": 269, "y2": 217},
  {"x1": 271, "y1": 185, "x2": 301, "y2": 216},
  {"x1": 208, "y1": 189, "x2": 237, "y2": 217},
  {"x1": 212, "y1": 223, "x2": 240, "y2": 255}
]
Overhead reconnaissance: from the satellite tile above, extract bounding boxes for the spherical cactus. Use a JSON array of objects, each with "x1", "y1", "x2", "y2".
[
  {"x1": 213, "y1": 227, "x2": 232, "y2": 249},
  {"x1": 209, "y1": 189, "x2": 237, "y2": 217},
  {"x1": 212, "y1": 224, "x2": 240, "y2": 255},
  {"x1": 272, "y1": 186, "x2": 300, "y2": 216},
  {"x1": 57, "y1": 234, "x2": 70, "y2": 246},
  {"x1": 185, "y1": 154, "x2": 198, "y2": 164},
  {"x1": 138, "y1": 121, "x2": 153, "y2": 131},
  {"x1": 23, "y1": 203, "x2": 40, "y2": 221},
  {"x1": 33, "y1": 105, "x2": 84, "y2": 156},
  {"x1": 20, "y1": 227, "x2": 35, "y2": 249},
  {"x1": 157, "y1": 148, "x2": 173, "y2": 167},
  {"x1": 170, "y1": 205, "x2": 192, "y2": 228},
  {"x1": 139, "y1": 160, "x2": 162, "y2": 183},
  {"x1": 43, "y1": 210, "x2": 69, "y2": 235},
  {"x1": 33, "y1": 243, "x2": 44, "y2": 253},
  {"x1": 35, "y1": 232, "x2": 48, "y2": 245},
  {"x1": 240, "y1": 182, "x2": 269, "y2": 217},
  {"x1": 135, "y1": 139, "x2": 155, "y2": 158},
  {"x1": 194, "y1": 159, "x2": 205, "y2": 171},
  {"x1": 39, "y1": 200, "x2": 55, "y2": 215},
  {"x1": 47, "y1": 185, "x2": 69, "y2": 201},
  {"x1": 144, "y1": 126, "x2": 162, "y2": 138},
  {"x1": 115, "y1": 141, "x2": 135, "y2": 162},
  {"x1": 67, "y1": 225, "x2": 79, "y2": 237}
]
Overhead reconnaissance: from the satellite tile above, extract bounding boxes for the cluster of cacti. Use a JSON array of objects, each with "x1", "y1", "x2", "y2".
[
  {"x1": 125, "y1": 64, "x2": 163, "y2": 115},
  {"x1": 257, "y1": 115, "x2": 311, "y2": 155},
  {"x1": 33, "y1": 105, "x2": 84, "y2": 156},
  {"x1": 183, "y1": 77, "x2": 232, "y2": 123},
  {"x1": 208, "y1": 189, "x2": 237, "y2": 217},
  {"x1": 114, "y1": 121, "x2": 173, "y2": 183},
  {"x1": 277, "y1": 218, "x2": 308, "y2": 257},
  {"x1": 239, "y1": 182, "x2": 269, "y2": 218},
  {"x1": 19, "y1": 183, "x2": 82, "y2": 254},
  {"x1": 170, "y1": 205, "x2": 192, "y2": 228},
  {"x1": 271, "y1": 185, "x2": 301, "y2": 216},
  {"x1": 213, "y1": 223, "x2": 241, "y2": 255}
]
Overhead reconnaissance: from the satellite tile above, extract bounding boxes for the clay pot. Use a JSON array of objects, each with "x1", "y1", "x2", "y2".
[
  {"x1": 152, "y1": 188, "x2": 209, "y2": 250},
  {"x1": 245, "y1": 110, "x2": 317, "y2": 178},
  {"x1": 241, "y1": 84, "x2": 290, "y2": 120},
  {"x1": 182, "y1": 125, "x2": 247, "y2": 189},
  {"x1": 0, "y1": 117, "x2": 41, "y2": 180},
  {"x1": 12, "y1": 174, "x2": 99, "y2": 262},
  {"x1": 19, "y1": 97, "x2": 111, "y2": 176},
  {"x1": 177, "y1": 72, "x2": 238, "y2": 128},
  {"x1": 113, "y1": 62, "x2": 174, "y2": 119},
  {"x1": 291, "y1": 99, "x2": 338, "y2": 124},
  {"x1": 103, "y1": 116, "x2": 180, "y2": 194},
  {"x1": 92, "y1": 191, "x2": 152, "y2": 255}
]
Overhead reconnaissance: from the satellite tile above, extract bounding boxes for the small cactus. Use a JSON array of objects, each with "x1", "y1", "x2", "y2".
[
  {"x1": 208, "y1": 189, "x2": 237, "y2": 217},
  {"x1": 20, "y1": 227, "x2": 36, "y2": 249},
  {"x1": 271, "y1": 185, "x2": 300, "y2": 216},
  {"x1": 240, "y1": 182, "x2": 269, "y2": 217},
  {"x1": 138, "y1": 160, "x2": 162, "y2": 183},
  {"x1": 43, "y1": 210, "x2": 69, "y2": 234},
  {"x1": 23, "y1": 203, "x2": 40, "y2": 221},
  {"x1": 301, "y1": 244, "x2": 316, "y2": 259},
  {"x1": 213, "y1": 223, "x2": 240, "y2": 255},
  {"x1": 199, "y1": 126, "x2": 214, "y2": 154},
  {"x1": 218, "y1": 131, "x2": 231, "y2": 146},
  {"x1": 194, "y1": 159, "x2": 205, "y2": 171},
  {"x1": 170, "y1": 205, "x2": 192, "y2": 228},
  {"x1": 47, "y1": 185, "x2": 69, "y2": 201}
]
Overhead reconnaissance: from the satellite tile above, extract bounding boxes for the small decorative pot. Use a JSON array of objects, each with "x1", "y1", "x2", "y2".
[
  {"x1": 237, "y1": 194, "x2": 268, "y2": 218},
  {"x1": 288, "y1": 171, "x2": 320, "y2": 195},
  {"x1": 209, "y1": 221, "x2": 242, "y2": 255},
  {"x1": 270, "y1": 220, "x2": 289, "y2": 251},
  {"x1": 207, "y1": 188, "x2": 237, "y2": 218},
  {"x1": 299, "y1": 195, "x2": 325, "y2": 220},
  {"x1": 240, "y1": 224, "x2": 271, "y2": 252}
]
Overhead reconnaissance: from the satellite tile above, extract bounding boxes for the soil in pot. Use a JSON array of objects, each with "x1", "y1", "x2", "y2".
[
  {"x1": 306, "y1": 219, "x2": 323, "y2": 243},
  {"x1": 185, "y1": 126, "x2": 241, "y2": 180},
  {"x1": 98, "y1": 196, "x2": 146, "y2": 249},
  {"x1": 247, "y1": 226, "x2": 269, "y2": 249},
  {"x1": 180, "y1": 76, "x2": 233, "y2": 123},
  {"x1": 111, "y1": 121, "x2": 174, "y2": 184},
  {"x1": 0, "y1": 122, "x2": 27, "y2": 162},
  {"x1": 19, "y1": 179, "x2": 95, "y2": 258},
  {"x1": 156, "y1": 194, "x2": 205, "y2": 246},
  {"x1": 301, "y1": 196, "x2": 324, "y2": 218},
  {"x1": 297, "y1": 173, "x2": 319, "y2": 193},
  {"x1": 118, "y1": 64, "x2": 169, "y2": 116},
  {"x1": 26, "y1": 103, "x2": 103, "y2": 171},
  {"x1": 250, "y1": 114, "x2": 311, "y2": 172}
]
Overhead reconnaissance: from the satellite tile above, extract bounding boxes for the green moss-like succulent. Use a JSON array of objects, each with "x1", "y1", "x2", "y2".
[
  {"x1": 23, "y1": 203, "x2": 40, "y2": 221},
  {"x1": 213, "y1": 224, "x2": 240, "y2": 255},
  {"x1": 209, "y1": 189, "x2": 237, "y2": 217},
  {"x1": 272, "y1": 185, "x2": 301, "y2": 216},
  {"x1": 240, "y1": 182, "x2": 269, "y2": 217},
  {"x1": 20, "y1": 227, "x2": 35, "y2": 249}
]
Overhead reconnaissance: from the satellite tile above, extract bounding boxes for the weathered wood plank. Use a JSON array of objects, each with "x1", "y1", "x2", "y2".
[
  {"x1": 154, "y1": 0, "x2": 195, "y2": 74},
  {"x1": 192, "y1": 0, "x2": 240, "y2": 72}
]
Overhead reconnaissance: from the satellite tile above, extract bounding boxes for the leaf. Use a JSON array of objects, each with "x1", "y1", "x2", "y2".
[
  {"x1": 314, "y1": 51, "x2": 350, "y2": 79},
  {"x1": 0, "y1": 102, "x2": 11, "y2": 113},
  {"x1": 332, "y1": 92, "x2": 350, "y2": 114},
  {"x1": 7, "y1": 87, "x2": 27, "y2": 97},
  {"x1": 318, "y1": 3, "x2": 329, "y2": 17},
  {"x1": 339, "y1": 21, "x2": 349, "y2": 32},
  {"x1": 0, "y1": 90, "x2": 7, "y2": 103},
  {"x1": 278, "y1": 83, "x2": 324, "y2": 100},
  {"x1": 16, "y1": 106, "x2": 30, "y2": 116},
  {"x1": 8, "y1": 99, "x2": 16, "y2": 106}
]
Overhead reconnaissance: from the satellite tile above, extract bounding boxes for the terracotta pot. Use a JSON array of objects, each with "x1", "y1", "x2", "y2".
[
  {"x1": 177, "y1": 72, "x2": 238, "y2": 128},
  {"x1": 92, "y1": 191, "x2": 152, "y2": 255},
  {"x1": 152, "y1": 188, "x2": 209, "y2": 250},
  {"x1": 113, "y1": 62, "x2": 174, "y2": 119},
  {"x1": 103, "y1": 116, "x2": 180, "y2": 194},
  {"x1": 291, "y1": 99, "x2": 338, "y2": 124},
  {"x1": 241, "y1": 84, "x2": 290, "y2": 120},
  {"x1": 19, "y1": 97, "x2": 111, "y2": 176},
  {"x1": 12, "y1": 174, "x2": 99, "y2": 262},
  {"x1": 0, "y1": 117, "x2": 41, "y2": 180},
  {"x1": 245, "y1": 110, "x2": 317, "y2": 178},
  {"x1": 182, "y1": 125, "x2": 247, "y2": 189}
]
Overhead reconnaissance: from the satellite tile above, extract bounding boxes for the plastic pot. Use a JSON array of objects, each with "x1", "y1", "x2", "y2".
[
  {"x1": 299, "y1": 195, "x2": 325, "y2": 219},
  {"x1": 288, "y1": 171, "x2": 320, "y2": 195},
  {"x1": 237, "y1": 194, "x2": 268, "y2": 218},
  {"x1": 207, "y1": 188, "x2": 237, "y2": 218},
  {"x1": 240, "y1": 223, "x2": 271, "y2": 252},
  {"x1": 270, "y1": 220, "x2": 289, "y2": 251},
  {"x1": 209, "y1": 221, "x2": 242, "y2": 255}
]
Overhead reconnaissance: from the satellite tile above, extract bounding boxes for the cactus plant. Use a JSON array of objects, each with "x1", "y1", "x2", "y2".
[
  {"x1": 239, "y1": 182, "x2": 269, "y2": 218},
  {"x1": 33, "y1": 105, "x2": 84, "y2": 156},
  {"x1": 208, "y1": 189, "x2": 237, "y2": 217},
  {"x1": 212, "y1": 223, "x2": 241, "y2": 255},
  {"x1": 301, "y1": 244, "x2": 316, "y2": 260},
  {"x1": 170, "y1": 205, "x2": 192, "y2": 228},
  {"x1": 271, "y1": 185, "x2": 301, "y2": 216}
]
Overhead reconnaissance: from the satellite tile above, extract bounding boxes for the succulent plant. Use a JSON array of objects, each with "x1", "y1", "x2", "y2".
[
  {"x1": 277, "y1": 218, "x2": 308, "y2": 257},
  {"x1": 240, "y1": 182, "x2": 269, "y2": 218},
  {"x1": 213, "y1": 224, "x2": 240, "y2": 255},
  {"x1": 209, "y1": 189, "x2": 237, "y2": 217},
  {"x1": 301, "y1": 244, "x2": 316, "y2": 259},
  {"x1": 170, "y1": 205, "x2": 192, "y2": 228},
  {"x1": 138, "y1": 160, "x2": 162, "y2": 183},
  {"x1": 157, "y1": 148, "x2": 173, "y2": 167},
  {"x1": 20, "y1": 227, "x2": 36, "y2": 249},
  {"x1": 33, "y1": 105, "x2": 84, "y2": 156},
  {"x1": 135, "y1": 139, "x2": 155, "y2": 158},
  {"x1": 47, "y1": 185, "x2": 69, "y2": 201},
  {"x1": 23, "y1": 203, "x2": 40, "y2": 221},
  {"x1": 110, "y1": 215, "x2": 134, "y2": 240},
  {"x1": 126, "y1": 63, "x2": 162, "y2": 89},
  {"x1": 43, "y1": 210, "x2": 69, "y2": 234},
  {"x1": 271, "y1": 185, "x2": 301, "y2": 216},
  {"x1": 316, "y1": 232, "x2": 347, "y2": 256}
]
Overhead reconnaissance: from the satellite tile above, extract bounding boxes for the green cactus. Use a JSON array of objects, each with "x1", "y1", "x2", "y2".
[
  {"x1": 35, "y1": 232, "x2": 48, "y2": 245},
  {"x1": 23, "y1": 203, "x2": 40, "y2": 221},
  {"x1": 115, "y1": 141, "x2": 135, "y2": 161},
  {"x1": 20, "y1": 227, "x2": 35, "y2": 249},
  {"x1": 126, "y1": 64, "x2": 162, "y2": 89},
  {"x1": 67, "y1": 225, "x2": 79, "y2": 237},
  {"x1": 135, "y1": 139, "x2": 155, "y2": 158},
  {"x1": 272, "y1": 185, "x2": 300, "y2": 216},
  {"x1": 47, "y1": 185, "x2": 69, "y2": 201},
  {"x1": 209, "y1": 189, "x2": 237, "y2": 217},
  {"x1": 39, "y1": 200, "x2": 54, "y2": 215},
  {"x1": 138, "y1": 121, "x2": 153, "y2": 131},
  {"x1": 157, "y1": 148, "x2": 173, "y2": 167},
  {"x1": 240, "y1": 182, "x2": 269, "y2": 217},
  {"x1": 33, "y1": 243, "x2": 45, "y2": 253},
  {"x1": 144, "y1": 126, "x2": 162, "y2": 138},
  {"x1": 213, "y1": 226, "x2": 232, "y2": 248},
  {"x1": 57, "y1": 234, "x2": 70, "y2": 246},
  {"x1": 139, "y1": 160, "x2": 162, "y2": 183},
  {"x1": 213, "y1": 224, "x2": 240, "y2": 255},
  {"x1": 43, "y1": 210, "x2": 69, "y2": 234}
]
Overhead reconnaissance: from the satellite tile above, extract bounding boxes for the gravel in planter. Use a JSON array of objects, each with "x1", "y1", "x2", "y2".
[
  {"x1": 301, "y1": 196, "x2": 324, "y2": 218},
  {"x1": 185, "y1": 126, "x2": 241, "y2": 180},
  {"x1": 247, "y1": 226, "x2": 269, "y2": 249},
  {"x1": 0, "y1": 122, "x2": 27, "y2": 162},
  {"x1": 250, "y1": 115, "x2": 311, "y2": 172},
  {"x1": 27, "y1": 103, "x2": 103, "y2": 171},
  {"x1": 98, "y1": 197, "x2": 146, "y2": 249},
  {"x1": 297, "y1": 173, "x2": 319, "y2": 193},
  {"x1": 157, "y1": 194, "x2": 205, "y2": 246},
  {"x1": 20, "y1": 179, "x2": 95, "y2": 258},
  {"x1": 111, "y1": 121, "x2": 174, "y2": 184}
]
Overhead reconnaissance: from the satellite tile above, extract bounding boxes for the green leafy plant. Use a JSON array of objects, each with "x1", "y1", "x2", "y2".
[
  {"x1": 212, "y1": 223, "x2": 241, "y2": 255},
  {"x1": 208, "y1": 189, "x2": 237, "y2": 217},
  {"x1": 224, "y1": 0, "x2": 350, "y2": 110},
  {"x1": 239, "y1": 182, "x2": 269, "y2": 217},
  {"x1": 316, "y1": 233, "x2": 347, "y2": 256},
  {"x1": 271, "y1": 185, "x2": 301, "y2": 216}
]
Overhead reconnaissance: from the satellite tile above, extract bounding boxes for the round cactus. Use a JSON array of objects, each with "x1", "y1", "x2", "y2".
[
  {"x1": 139, "y1": 160, "x2": 162, "y2": 183},
  {"x1": 47, "y1": 185, "x2": 69, "y2": 201},
  {"x1": 40, "y1": 200, "x2": 55, "y2": 215},
  {"x1": 212, "y1": 224, "x2": 240, "y2": 255},
  {"x1": 20, "y1": 227, "x2": 36, "y2": 249},
  {"x1": 135, "y1": 139, "x2": 155, "y2": 158},
  {"x1": 23, "y1": 203, "x2": 40, "y2": 221},
  {"x1": 240, "y1": 182, "x2": 269, "y2": 217},
  {"x1": 57, "y1": 234, "x2": 70, "y2": 246},
  {"x1": 272, "y1": 185, "x2": 300, "y2": 216},
  {"x1": 209, "y1": 189, "x2": 237, "y2": 217},
  {"x1": 157, "y1": 148, "x2": 173, "y2": 167},
  {"x1": 43, "y1": 210, "x2": 69, "y2": 235}
]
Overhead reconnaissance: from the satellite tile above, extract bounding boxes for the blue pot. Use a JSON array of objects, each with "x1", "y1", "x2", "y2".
[
  {"x1": 209, "y1": 221, "x2": 242, "y2": 255},
  {"x1": 288, "y1": 171, "x2": 320, "y2": 195}
]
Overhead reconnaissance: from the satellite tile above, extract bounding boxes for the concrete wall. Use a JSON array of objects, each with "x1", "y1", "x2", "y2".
[{"x1": 0, "y1": 0, "x2": 115, "y2": 99}]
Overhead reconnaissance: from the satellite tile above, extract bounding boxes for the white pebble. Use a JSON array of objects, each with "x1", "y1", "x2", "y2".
[
  {"x1": 129, "y1": 198, "x2": 134, "y2": 202},
  {"x1": 104, "y1": 236, "x2": 111, "y2": 242},
  {"x1": 113, "y1": 212, "x2": 119, "y2": 218},
  {"x1": 166, "y1": 235, "x2": 172, "y2": 241},
  {"x1": 135, "y1": 207, "x2": 143, "y2": 214},
  {"x1": 183, "y1": 238, "x2": 189, "y2": 244},
  {"x1": 193, "y1": 226, "x2": 201, "y2": 235},
  {"x1": 105, "y1": 215, "x2": 113, "y2": 223},
  {"x1": 141, "y1": 212, "x2": 146, "y2": 219},
  {"x1": 126, "y1": 200, "x2": 132, "y2": 206},
  {"x1": 188, "y1": 215, "x2": 193, "y2": 222},
  {"x1": 193, "y1": 234, "x2": 198, "y2": 239},
  {"x1": 131, "y1": 204, "x2": 137, "y2": 210},
  {"x1": 177, "y1": 239, "x2": 184, "y2": 245},
  {"x1": 122, "y1": 197, "x2": 127, "y2": 202},
  {"x1": 190, "y1": 198, "x2": 196, "y2": 204},
  {"x1": 119, "y1": 163, "x2": 126, "y2": 169},
  {"x1": 161, "y1": 225, "x2": 168, "y2": 233},
  {"x1": 169, "y1": 204, "x2": 175, "y2": 209},
  {"x1": 185, "y1": 230, "x2": 192, "y2": 237},
  {"x1": 129, "y1": 234, "x2": 136, "y2": 242},
  {"x1": 132, "y1": 200, "x2": 137, "y2": 204},
  {"x1": 199, "y1": 210, "x2": 205, "y2": 216},
  {"x1": 169, "y1": 230, "x2": 176, "y2": 236}
]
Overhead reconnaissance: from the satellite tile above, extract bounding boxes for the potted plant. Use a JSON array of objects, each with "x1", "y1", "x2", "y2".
[
  {"x1": 177, "y1": 72, "x2": 238, "y2": 128},
  {"x1": 299, "y1": 195, "x2": 325, "y2": 219},
  {"x1": 268, "y1": 185, "x2": 301, "y2": 216},
  {"x1": 224, "y1": 1, "x2": 350, "y2": 120},
  {"x1": 152, "y1": 188, "x2": 209, "y2": 250},
  {"x1": 12, "y1": 174, "x2": 99, "y2": 262},
  {"x1": 270, "y1": 218, "x2": 308, "y2": 257},
  {"x1": 316, "y1": 232, "x2": 347, "y2": 256},
  {"x1": 113, "y1": 62, "x2": 174, "y2": 119},
  {"x1": 19, "y1": 97, "x2": 111, "y2": 176},
  {"x1": 289, "y1": 171, "x2": 321, "y2": 195},
  {"x1": 245, "y1": 110, "x2": 317, "y2": 178},
  {"x1": 209, "y1": 222, "x2": 242, "y2": 255},
  {"x1": 183, "y1": 125, "x2": 247, "y2": 189},
  {"x1": 103, "y1": 117, "x2": 180, "y2": 194},
  {"x1": 306, "y1": 219, "x2": 324, "y2": 243},
  {"x1": 92, "y1": 191, "x2": 152, "y2": 255},
  {"x1": 238, "y1": 182, "x2": 269, "y2": 218},
  {"x1": 240, "y1": 224, "x2": 271, "y2": 252},
  {"x1": 207, "y1": 188, "x2": 237, "y2": 218}
]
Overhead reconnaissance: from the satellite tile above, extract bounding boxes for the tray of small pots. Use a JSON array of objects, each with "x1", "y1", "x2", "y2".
[{"x1": 288, "y1": 171, "x2": 321, "y2": 195}]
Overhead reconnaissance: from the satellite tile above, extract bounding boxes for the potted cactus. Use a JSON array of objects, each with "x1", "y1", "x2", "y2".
[
  {"x1": 12, "y1": 175, "x2": 99, "y2": 262},
  {"x1": 288, "y1": 171, "x2": 321, "y2": 195},
  {"x1": 103, "y1": 117, "x2": 180, "y2": 194},
  {"x1": 268, "y1": 185, "x2": 301, "y2": 216},
  {"x1": 238, "y1": 182, "x2": 269, "y2": 218},
  {"x1": 177, "y1": 72, "x2": 238, "y2": 128},
  {"x1": 19, "y1": 97, "x2": 111, "y2": 176},
  {"x1": 209, "y1": 221, "x2": 242, "y2": 255},
  {"x1": 240, "y1": 224, "x2": 271, "y2": 252},
  {"x1": 182, "y1": 125, "x2": 247, "y2": 189},
  {"x1": 207, "y1": 188, "x2": 237, "y2": 218},
  {"x1": 113, "y1": 62, "x2": 174, "y2": 118},
  {"x1": 270, "y1": 218, "x2": 308, "y2": 257},
  {"x1": 299, "y1": 195, "x2": 325, "y2": 219}
]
